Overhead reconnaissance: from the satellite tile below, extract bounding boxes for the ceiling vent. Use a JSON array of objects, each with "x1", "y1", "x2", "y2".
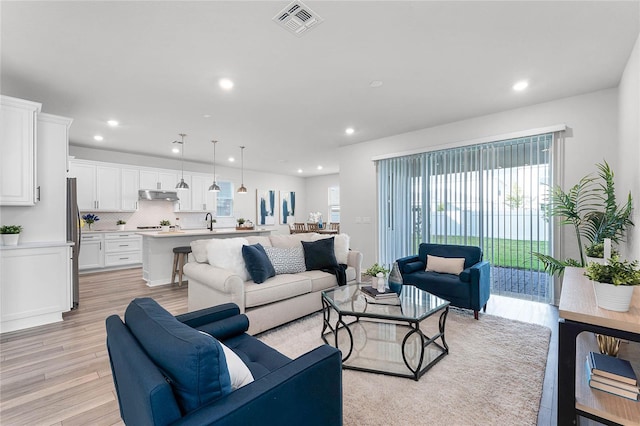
[{"x1": 273, "y1": 1, "x2": 323, "y2": 37}]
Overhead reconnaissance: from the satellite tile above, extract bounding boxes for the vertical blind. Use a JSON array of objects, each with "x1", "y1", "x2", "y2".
[{"x1": 377, "y1": 133, "x2": 553, "y2": 302}]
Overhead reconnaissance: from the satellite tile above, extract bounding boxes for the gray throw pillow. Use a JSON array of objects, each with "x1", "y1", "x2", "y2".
[{"x1": 263, "y1": 246, "x2": 306, "y2": 274}]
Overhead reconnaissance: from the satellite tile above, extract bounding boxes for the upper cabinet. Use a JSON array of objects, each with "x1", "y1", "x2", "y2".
[
  {"x1": 189, "y1": 174, "x2": 216, "y2": 212},
  {"x1": 69, "y1": 160, "x2": 121, "y2": 211},
  {"x1": 121, "y1": 168, "x2": 140, "y2": 211},
  {"x1": 0, "y1": 96, "x2": 42, "y2": 206},
  {"x1": 139, "y1": 169, "x2": 178, "y2": 191}
]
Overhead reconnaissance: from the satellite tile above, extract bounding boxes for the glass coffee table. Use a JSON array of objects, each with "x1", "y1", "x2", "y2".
[{"x1": 321, "y1": 283, "x2": 450, "y2": 381}]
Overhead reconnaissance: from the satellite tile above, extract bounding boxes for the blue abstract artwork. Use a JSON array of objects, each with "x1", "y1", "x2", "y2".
[
  {"x1": 280, "y1": 190, "x2": 296, "y2": 224},
  {"x1": 256, "y1": 189, "x2": 276, "y2": 226}
]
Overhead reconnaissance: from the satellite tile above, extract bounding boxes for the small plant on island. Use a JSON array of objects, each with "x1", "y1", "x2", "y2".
[
  {"x1": 116, "y1": 219, "x2": 126, "y2": 225},
  {"x1": 236, "y1": 218, "x2": 246, "y2": 226},
  {"x1": 584, "y1": 256, "x2": 640, "y2": 286},
  {"x1": 160, "y1": 220, "x2": 171, "y2": 226},
  {"x1": 0, "y1": 225, "x2": 23, "y2": 234},
  {"x1": 365, "y1": 263, "x2": 390, "y2": 277}
]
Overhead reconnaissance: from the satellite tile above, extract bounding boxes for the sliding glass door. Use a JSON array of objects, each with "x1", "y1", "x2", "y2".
[{"x1": 378, "y1": 133, "x2": 553, "y2": 302}]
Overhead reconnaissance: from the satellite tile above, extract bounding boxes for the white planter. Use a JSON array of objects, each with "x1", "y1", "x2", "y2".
[
  {"x1": 1, "y1": 234, "x2": 20, "y2": 246},
  {"x1": 118, "y1": 225, "x2": 126, "y2": 231},
  {"x1": 586, "y1": 256, "x2": 606, "y2": 265},
  {"x1": 161, "y1": 226, "x2": 170, "y2": 232},
  {"x1": 592, "y1": 281, "x2": 635, "y2": 312}
]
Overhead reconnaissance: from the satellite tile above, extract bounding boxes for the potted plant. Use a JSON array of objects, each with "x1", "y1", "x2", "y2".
[
  {"x1": 585, "y1": 255, "x2": 640, "y2": 312},
  {"x1": 116, "y1": 219, "x2": 126, "y2": 231},
  {"x1": 236, "y1": 218, "x2": 254, "y2": 230},
  {"x1": 160, "y1": 220, "x2": 171, "y2": 232},
  {"x1": 533, "y1": 161, "x2": 633, "y2": 277},
  {"x1": 365, "y1": 263, "x2": 390, "y2": 292},
  {"x1": 1, "y1": 225, "x2": 23, "y2": 246},
  {"x1": 82, "y1": 213, "x2": 100, "y2": 230}
]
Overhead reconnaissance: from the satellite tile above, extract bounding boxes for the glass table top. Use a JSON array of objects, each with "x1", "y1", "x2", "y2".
[{"x1": 322, "y1": 283, "x2": 450, "y2": 322}]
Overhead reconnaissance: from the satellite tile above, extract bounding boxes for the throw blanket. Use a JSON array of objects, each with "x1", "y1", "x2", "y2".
[{"x1": 321, "y1": 264, "x2": 347, "y2": 286}]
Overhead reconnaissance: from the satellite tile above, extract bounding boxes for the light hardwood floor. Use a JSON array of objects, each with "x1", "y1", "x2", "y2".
[{"x1": 1, "y1": 268, "x2": 561, "y2": 425}]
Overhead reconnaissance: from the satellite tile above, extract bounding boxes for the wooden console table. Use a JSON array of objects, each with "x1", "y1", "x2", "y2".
[{"x1": 558, "y1": 267, "x2": 640, "y2": 425}]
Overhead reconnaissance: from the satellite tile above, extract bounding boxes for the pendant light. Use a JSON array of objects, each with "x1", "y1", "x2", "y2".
[
  {"x1": 174, "y1": 133, "x2": 189, "y2": 190},
  {"x1": 237, "y1": 145, "x2": 247, "y2": 194},
  {"x1": 208, "y1": 140, "x2": 221, "y2": 192}
]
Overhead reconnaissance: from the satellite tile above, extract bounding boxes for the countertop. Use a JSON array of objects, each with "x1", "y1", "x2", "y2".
[
  {"x1": 138, "y1": 228, "x2": 272, "y2": 238},
  {"x1": 0, "y1": 241, "x2": 74, "y2": 250}
]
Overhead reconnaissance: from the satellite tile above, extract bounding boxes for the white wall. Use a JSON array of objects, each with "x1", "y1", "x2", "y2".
[
  {"x1": 340, "y1": 89, "x2": 619, "y2": 268},
  {"x1": 68, "y1": 146, "x2": 307, "y2": 235},
  {"x1": 305, "y1": 174, "x2": 339, "y2": 224},
  {"x1": 618, "y1": 33, "x2": 640, "y2": 261}
]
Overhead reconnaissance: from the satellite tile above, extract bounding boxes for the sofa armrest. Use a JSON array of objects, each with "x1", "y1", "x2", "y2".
[
  {"x1": 396, "y1": 255, "x2": 423, "y2": 275},
  {"x1": 172, "y1": 345, "x2": 343, "y2": 426},
  {"x1": 176, "y1": 303, "x2": 240, "y2": 327},
  {"x1": 347, "y1": 250, "x2": 363, "y2": 280},
  {"x1": 469, "y1": 260, "x2": 491, "y2": 310}
]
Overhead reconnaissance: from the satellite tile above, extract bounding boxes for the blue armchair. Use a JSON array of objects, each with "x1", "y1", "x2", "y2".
[
  {"x1": 397, "y1": 243, "x2": 490, "y2": 320},
  {"x1": 106, "y1": 298, "x2": 342, "y2": 425}
]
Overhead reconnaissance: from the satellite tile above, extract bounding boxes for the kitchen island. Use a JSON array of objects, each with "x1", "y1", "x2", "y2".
[{"x1": 139, "y1": 228, "x2": 272, "y2": 286}]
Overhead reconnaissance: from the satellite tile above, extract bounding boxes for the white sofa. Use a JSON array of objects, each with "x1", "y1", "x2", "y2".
[{"x1": 184, "y1": 233, "x2": 362, "y2": 335}]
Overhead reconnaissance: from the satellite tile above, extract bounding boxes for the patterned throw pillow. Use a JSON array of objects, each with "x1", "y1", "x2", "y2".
[{"x1": 263, "y1": 246, "x2": 307, "y2": 275}]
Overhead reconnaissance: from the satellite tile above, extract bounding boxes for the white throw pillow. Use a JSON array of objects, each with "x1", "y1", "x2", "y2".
[
  {"x1": 207, "y1": 238, "x2": 249, "y2": 281},
  {"x1": 426, "y1": 255, "x2": 465, "y2": 275},
  {"x1": 333, "y1": 234, "x2": 350, "y2": 265},
  {"x1": 199, "y1": 332, "x2": 254, "y2": 390}
]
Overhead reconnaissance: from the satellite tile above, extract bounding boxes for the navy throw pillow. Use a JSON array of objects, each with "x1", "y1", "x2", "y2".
[
  {"x1": 124, "y1": 297, "x2": 231, "y2": 414},
  {"x1": 242, "y1": 243, "x2": 276, "y2": 284},
  {"x1": 301, "y1": 237, "x2": 339, "y2": 270}
]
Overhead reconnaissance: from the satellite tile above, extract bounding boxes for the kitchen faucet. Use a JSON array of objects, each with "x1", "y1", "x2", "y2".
[{"x1": 205, "y1": 212, "x2": 213, "y2": 231}]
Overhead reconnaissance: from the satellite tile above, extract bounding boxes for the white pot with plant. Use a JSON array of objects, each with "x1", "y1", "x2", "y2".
[
  {"x1": 1, "y1": 225, "x2": 23, "y2": 246},
  {"x1": 116, "y1": 219, "x2": 126, "y2": 231},
  {"x1": 160, "y1": 220, "x2": 171, "y2": 232},
  {"x1": 585, "y1": 255, "x2": 640, "y2": 312},
  {"x1": 365, "y1": 263, "x2": 390, "y2": 292}
]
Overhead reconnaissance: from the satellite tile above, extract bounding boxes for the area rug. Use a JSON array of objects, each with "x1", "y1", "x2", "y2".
[{"x1": 258, "y1": 309, "x2": 551, "y2": 426}]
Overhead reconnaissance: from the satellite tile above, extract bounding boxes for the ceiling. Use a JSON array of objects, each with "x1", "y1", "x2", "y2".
[{"x1": 2, "y1": 1, "x2": 638, "y2": 176}]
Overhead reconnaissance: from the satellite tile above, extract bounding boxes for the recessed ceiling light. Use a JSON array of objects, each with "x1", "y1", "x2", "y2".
[
  {"x1": 297, "y1": 169, "x2": 303, "y2": 173},
  {"x1": 107, "y1": 120, "x2": 119, "y2": 127},
  {"x1": 94, "y1": 135, "x2": 104, "y2": 141},
  {"x1": 203, "y1": 114, "x2": 212, "y2": 118},
  {"x1": 345, "y1": 127, "x2": 355, "y2": 135},
  {"x1": 369, "y1": 80, "x2": 383, "y2": 88},
  {"x1": 513, "y1": 80, "x2": 529, "y2": 91},
  {"x1": 219, "y1": 78, "x2": 234, "y2": 90},
  {"x1": 228, "y1": 157, "x2": 235, "y2": 162},
  {"x1": 317, "y1": 165, "x2": 323, "y2": 170},
  {"x1": 172, "y1": 147, "x2": 180, "y2": 153}
]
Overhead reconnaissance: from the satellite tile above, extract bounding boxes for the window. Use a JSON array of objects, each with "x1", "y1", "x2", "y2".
[
  {"x1": 328, "y1": 186, "x2": 340, "y2": 222},
  {"x1": 216, "y1": 181, "x2": 234, "y2": 217},
  {"x1": 377, "y1": 133, "x2": 553, "y2": 302}
]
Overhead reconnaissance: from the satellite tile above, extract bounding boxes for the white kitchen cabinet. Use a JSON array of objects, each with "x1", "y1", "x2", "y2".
[
  {"x1": 121, "y1": 168, "x2": 139, "y2": 211},
  {"x1": 78, "y1": 233, "x2": 103, "y2": 270},
  {"x1": 188, "y1": 174, "x2": 216, "y2": 211},
  {"x1": 104, "y1": 232, "x2": 142, "y2": 267},
  {"x1": 0, "y1": 244, "x2": 72, "y2": 333},
  {"x1": 69, "y1": 160, "x2": 121, "y2": 211},
  {"x1": 0, "y1": 96, "x2": 41, "y2": 206},
  {"x1": 140, "y1": 169, "x2": 178, "y2": 191}
]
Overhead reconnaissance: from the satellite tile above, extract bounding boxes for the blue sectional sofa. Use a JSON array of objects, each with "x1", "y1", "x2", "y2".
[
  {"x1": 396, "y1": 243, "x2": 490, "y2": 319},
  {"x1": 106, "y1": 298, "x2": 342, "y2": 425}
]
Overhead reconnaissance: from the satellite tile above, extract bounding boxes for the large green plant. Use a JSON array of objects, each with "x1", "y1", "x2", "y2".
[
  {"x1": 583, "y1": 161, "x2": 633, "y2": 251},
  {"x1": 533, "y1": 161, "x2": 634, "y2": 277}
]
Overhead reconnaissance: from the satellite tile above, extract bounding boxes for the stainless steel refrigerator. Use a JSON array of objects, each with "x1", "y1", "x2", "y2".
[{"x1": 66, "y1": 178, "x2": 81, "y2": 309}]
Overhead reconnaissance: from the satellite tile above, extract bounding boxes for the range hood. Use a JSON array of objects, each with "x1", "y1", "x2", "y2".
[{"x1": 138, "y1": 189, "x2": 180, "y2": 202}]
